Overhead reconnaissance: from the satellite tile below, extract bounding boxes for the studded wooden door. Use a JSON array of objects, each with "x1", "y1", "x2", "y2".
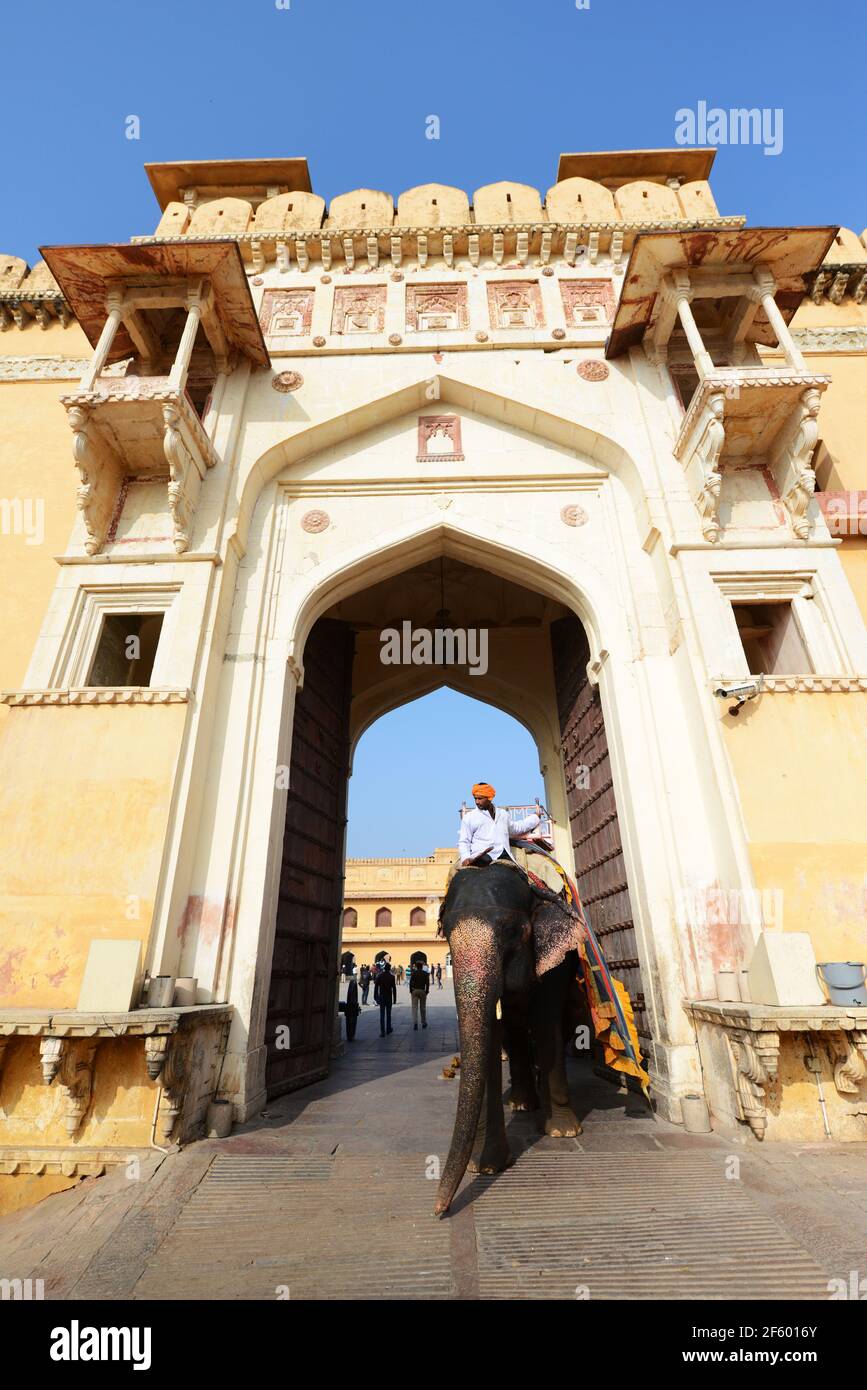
[
  {"x1": 265, "y1": 618, "x2": 355, "y2": 1098},
  {"x1": 550, "y1": 614, "x2": 649, "y2": 1052}
]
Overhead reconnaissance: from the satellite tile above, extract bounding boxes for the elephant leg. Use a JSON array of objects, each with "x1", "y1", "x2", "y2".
[
  {"x1": 503, "y1": 1014, "x2": 538, "y2": 1111},
  {"x1": 532, "y1": 959, "x2": 582, "y2": 1137},
  {"x1": 502, "y1": 938, "x2": 538, "y2": 1111},
  {"x1": 468, "y1": 1017, "x2": 513, "y2": 1174}
]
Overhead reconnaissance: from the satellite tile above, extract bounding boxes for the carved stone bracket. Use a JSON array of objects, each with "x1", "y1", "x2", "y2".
[
  {"x1": 58, "y1": 1041, "x2": 99, "y2": 1136},
  {"x1": 40, "y1": 1036, "x2": 67, "y2": 1084},
  {"x1": 769, "y1": 386, "x2": 823, "y2": 540},
  {"x1": 831, "y1": 1030, "x2": 867, "y2": 1095},
  {"x1": 67, "y1": 403, "x2": 124, "y2": 556},
  {"x1": 674, "y1": 388, "x2": 725, "y2": 541},
  {"x1": 728, "y1": 1028, "x2": 780, "y2": 1139},
  {"x1": 163, "y1": 401, "x2": 207, "y2": 553},
  {"x1": 156, "y1": 1037, "x2": 191, "y2": 1144}
]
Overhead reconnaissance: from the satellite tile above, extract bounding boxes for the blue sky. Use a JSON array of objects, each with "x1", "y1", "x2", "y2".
[
  {"x1": 347, "y1": 690, "x2": 545, "y2": 856},
  {"x1": 3, "y1": 0, "x2": 863, "y2": 853},
  {"x1": 2, "y1": 0, "x2": 865, "y2": 262}
]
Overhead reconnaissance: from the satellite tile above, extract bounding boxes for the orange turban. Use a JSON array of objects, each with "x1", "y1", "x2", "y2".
[{"x1": 472, "y1": 783, "x2": 496, "y2": 799}]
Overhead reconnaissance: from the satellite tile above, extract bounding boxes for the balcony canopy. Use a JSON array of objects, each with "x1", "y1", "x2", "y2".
[
  {"x1": 39, "y1": 239, "x2": 269, "y2": 368},
  {"x1": 606, "y1": 224, "x2": 838, "y2": 358}
]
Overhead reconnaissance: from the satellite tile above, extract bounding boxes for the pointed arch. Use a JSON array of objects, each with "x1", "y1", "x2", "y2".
[{"x1": 230, "y1": 368, "x2": 646, "y2": 556}]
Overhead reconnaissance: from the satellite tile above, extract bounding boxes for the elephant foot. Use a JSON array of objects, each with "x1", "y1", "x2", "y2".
[
  {"x1": 542, "y1": 1104, "x2": 582, "y2": 1138},
  {"x1": 468, "y1": 1144, "x2": 515, "y2": 1175},
  {"x1": 507, "y1": 1084, "x2": 539, "y2": 1112}
]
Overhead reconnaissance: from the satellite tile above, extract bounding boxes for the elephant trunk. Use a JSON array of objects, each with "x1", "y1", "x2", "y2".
[{"x1": 434, "y1": 921, "x2": 500, "y2": 1217}]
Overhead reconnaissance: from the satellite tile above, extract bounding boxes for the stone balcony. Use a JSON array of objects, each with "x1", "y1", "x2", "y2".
[
  {"x1": 674, "y1": 366, "x2": 831, "y2": 542},
  {"x1": 59, "y1": 373, "x2": 220, "y2": 555}
]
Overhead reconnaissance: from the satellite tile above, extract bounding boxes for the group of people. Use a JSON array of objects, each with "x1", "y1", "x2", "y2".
[
  {"x1": 356, "y1": 959, "x2": 444, "y2": 1002},
  {"x1": 340, "y1": 956, "x2": 445, "y2": 1040}
]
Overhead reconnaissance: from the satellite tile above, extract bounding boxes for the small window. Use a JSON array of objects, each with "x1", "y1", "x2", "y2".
[
  {"x1": 732, "y1": 601, "x2": 811, "y2": 675},
  {"x1": 343, "y1": 908, "x2": 357, "y2": 930},
  {"x1": 410, "y1": 907, "x2": 426, "y2": 926},
  {"x1": 86, "y1": 612, "x2": 164, "y2": 687},
  {"x1": 375, "y1": 907, "x2": 392, "y2": 928}
]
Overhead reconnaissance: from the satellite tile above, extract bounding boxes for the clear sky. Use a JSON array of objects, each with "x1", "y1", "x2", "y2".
[
  {"x1": 347, "y1": 690, "x2": 545, "y2": 856},
  {"x1": 2, "y1": 0, "x2": 865, "y2": 263},
  {"x1": 3, "y1": 0, "x2": 863, "y2": 855}
]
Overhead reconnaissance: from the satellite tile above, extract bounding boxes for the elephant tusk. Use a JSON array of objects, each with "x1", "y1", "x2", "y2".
[{"x1": 495, "y1": 998, "x2": 502, "y2": 1020}]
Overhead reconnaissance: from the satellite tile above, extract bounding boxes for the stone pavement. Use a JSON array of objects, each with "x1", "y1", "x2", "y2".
[{"x1": 1, "y1": 980, "x2": 866, "y2": 1299}]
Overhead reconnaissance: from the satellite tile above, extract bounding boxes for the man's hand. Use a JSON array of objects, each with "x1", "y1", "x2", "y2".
[{"x1": 461, "y1": 858, "x2": 474, "y2": 867}]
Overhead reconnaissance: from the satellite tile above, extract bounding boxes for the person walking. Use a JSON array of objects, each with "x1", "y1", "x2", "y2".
[
  {"x1": 436, "y1": 963, "x2": 443, "y2": 989},
  {"x1": 342, "y1": 976, "x2": 361, "y2": 1042},
  {"x1": 409, "y1": 958, "x2": 429, "y2": 1030},
  {"x1": 360, "y1": 963, "x2": 372, "y2": 1005},
  {"x1": 375, "y1": 961, "x2": 396, "y2": 1036}
]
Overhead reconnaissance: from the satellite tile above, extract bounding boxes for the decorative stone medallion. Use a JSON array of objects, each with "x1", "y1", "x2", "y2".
[
  {"x1": 577, "y1": 359, "x2": 609, "y2": 382},
  {"x1": 560, "y1": 503, "x2": 588, "y2": 528},
  {"x1": 252, "y1": 276, "x2": 264, "y2": 286},
  {"x1": 388, "y1": 333, "x2": 402, "y2": 345},
  {"x1": 313, "y1": 336, "x2": 326, "y2": 347},
  {"x1": 551, "y1": 328, "x2": 566, "y2": 340},
  {"x1": 271, "y1": 371, "x2": 304, "y2": 393},
  {"x1": 475, "y1": 331, "x2": 489, "y2": 342},
  {"x1": 301, "y1": 508, "x2": 330, "y2": 533},
  {"x1": 320, "y1": 275, "x2": 332, "y2": 284}
]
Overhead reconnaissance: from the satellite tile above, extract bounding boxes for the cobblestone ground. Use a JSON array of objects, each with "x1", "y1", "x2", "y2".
[{"x1": 1, "y1": 981, "x2": 866, "y2": 1300}]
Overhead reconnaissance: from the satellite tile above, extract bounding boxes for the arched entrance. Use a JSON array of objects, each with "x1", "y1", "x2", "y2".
[{"x1": 263, "y1": 549, "x2": 645, "y2": 1098}]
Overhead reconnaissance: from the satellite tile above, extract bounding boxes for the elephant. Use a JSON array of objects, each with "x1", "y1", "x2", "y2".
[{"x1": 434, "y1": 860, "x2": 584, "y2": 1217}]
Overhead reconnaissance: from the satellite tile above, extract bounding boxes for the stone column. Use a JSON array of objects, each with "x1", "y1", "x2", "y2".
[
  {"x1": 79, "y1": 289, "x2": 125, "y2": 392},
  {"x1": 753, "y1": 269, "x2": 808, "y2": 371},
  {"x1": 673, "y1": 285, "x2": 715, "y2": 379},
  {"x1": 169, "y1": 289, "x2": 205, "y2": 393}
]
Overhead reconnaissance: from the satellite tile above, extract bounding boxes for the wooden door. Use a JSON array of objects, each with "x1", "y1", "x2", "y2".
[
  {"x1": 265, "y1": 618, "x2": 355, "y2": 1097},
  {"x1": 550, "y1": 614, "x2": 649, "y2": 1051}
]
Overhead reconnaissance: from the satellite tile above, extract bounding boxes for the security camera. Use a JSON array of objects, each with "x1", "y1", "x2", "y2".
[{"x1": 713, "y1": 674, "x2": 764, "y2": 715}]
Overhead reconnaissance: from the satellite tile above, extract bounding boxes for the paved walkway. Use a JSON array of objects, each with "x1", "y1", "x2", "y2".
[{"x1": 1, "y1": 982, "x2": 866, "y2": 1299}]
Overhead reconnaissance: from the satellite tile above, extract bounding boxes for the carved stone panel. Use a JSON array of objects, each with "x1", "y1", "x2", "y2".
[
  {"x1": 559, "y1": 278, "x2": 616, "y2": 327},
  {"x1": 486, "y1": 280, "x2": 544, "y2": 330},
  {"x1": 417, "y1": 415, "x2": 464, "y2": 462},
  {"x1": 406, "y1": 284, "x2": 469, "y2": 333},
  {"x1": 330, "y1": 286, "x2": 386, "y2": 335},
  {"x1": 259, "y1": 289, "x2": 315, "y2": 341}
]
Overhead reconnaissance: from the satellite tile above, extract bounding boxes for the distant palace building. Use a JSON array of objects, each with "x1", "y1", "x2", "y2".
[{"x1": 341, "y1": 849, "x2": 454, "y2": 972}]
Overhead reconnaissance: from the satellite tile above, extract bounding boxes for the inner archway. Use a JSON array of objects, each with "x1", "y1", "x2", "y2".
[{"x1": 263, "y1": 550, "x2": 646, "y2": 1099}]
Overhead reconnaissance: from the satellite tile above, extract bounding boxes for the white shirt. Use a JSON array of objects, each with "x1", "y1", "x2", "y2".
[{"x1": 458, "y1": 806, "x2": 540, "y2": 864}]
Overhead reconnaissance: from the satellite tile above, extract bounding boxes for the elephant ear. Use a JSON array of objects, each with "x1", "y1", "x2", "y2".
[{"x1": 531, "y1": 898, "x2": 585, "y2": 977}]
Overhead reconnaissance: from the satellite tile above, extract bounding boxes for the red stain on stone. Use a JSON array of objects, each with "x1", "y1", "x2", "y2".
[
  {"x1": 177, "y1": 895, "x2": 234, "y2": 947},
  {"x1": 47, "y1": 965, "x2": 68, "y2": 988},
  {"x1": 0, "y1": 947, "x2": 26, "y2": 997}
]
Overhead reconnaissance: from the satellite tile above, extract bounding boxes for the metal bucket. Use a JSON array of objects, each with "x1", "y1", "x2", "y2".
[{"x1": 817, "y1": 962, "x2": 866, "y2": 1007}]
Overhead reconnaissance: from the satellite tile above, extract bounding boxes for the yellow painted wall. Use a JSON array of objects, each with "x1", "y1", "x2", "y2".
[
  {"x1": 0, "y1": 344, "x2": 88, "y2": 732},
  {"x1": 720, "y1": 694, "x2": 867, "y2": 960},
  {"x1": 837, "y1": 538, "x2": 867, "y2": 626},
  {"x1": 0, "y1": 1037, "x2": 155, "y2": 1148},
  {"x1": 806, "y1": 355, "x2": 867, "y2": 491},
  {"x1": 0, "y1": 703, "x2": 186, "y2": 1008}
]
